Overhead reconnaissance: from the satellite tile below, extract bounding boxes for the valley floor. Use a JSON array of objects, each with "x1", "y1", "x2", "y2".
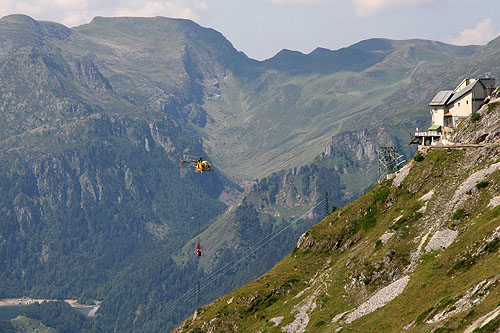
[{"x1": 0, "y1": 298, "x2": 99, "y2": 316}]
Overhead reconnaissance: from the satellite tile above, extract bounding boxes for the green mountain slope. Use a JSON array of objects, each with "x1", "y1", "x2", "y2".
[
  {"x1": 56, "y1": 16, "x2": 248, "y2": 128},
  {"x1": 177, "y1": 96, "x2": 500, "y2": 332},
  {"x1": 200, "y1": 39, "x2": 480, "y2": 180},
  {"x1": 48, "y1": 17, "x2": 479, "y2": 182}
]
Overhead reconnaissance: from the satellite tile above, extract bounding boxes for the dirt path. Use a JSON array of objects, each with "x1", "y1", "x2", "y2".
[
  {"x1": 422, "y1": 143, "x2": 500, "y2": 150},
  {"x1": 0, "y1": 298, "x2": 51, "y2": 306}
]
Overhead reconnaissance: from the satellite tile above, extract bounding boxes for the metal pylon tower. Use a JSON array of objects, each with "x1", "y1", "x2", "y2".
[{"x1": 378, "y1": 146, "x2": 405, "y2": 180}]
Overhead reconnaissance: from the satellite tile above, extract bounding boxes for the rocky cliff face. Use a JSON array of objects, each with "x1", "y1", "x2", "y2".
[
  {"x1": 0, "y1": 112, "x2": 230, "y2": 297},
  {"x1": 176, "y1": 99, "x2": 500, "y2": 333},
  {"x1": 249, "y1": 126, "x2": 399, "y2": 213}
]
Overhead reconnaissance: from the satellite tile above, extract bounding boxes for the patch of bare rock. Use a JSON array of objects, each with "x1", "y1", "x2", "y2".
[
  {"x1": 424, "y1": 229, "x2": 458, "y2": 252},
  {"x1": 281, "y1": 295, "x2": 317, "y2": 333},
  {"x1": 426, "y1": 276, "x2": 499, "y2": 324},
  {"x1": 392, "y1": 160, "x2": 413, "y2": 187},
  {"x1": 451, "y1": 161, "x2": 500, "y2": 210},
  {"x1": 345, "y1": 275, "x2": 410, "y2": 323}
]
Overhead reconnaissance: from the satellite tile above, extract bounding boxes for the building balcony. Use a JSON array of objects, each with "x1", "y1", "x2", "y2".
[{"x1": 414, "y1": 130, "x2": 442, "y2": 137}]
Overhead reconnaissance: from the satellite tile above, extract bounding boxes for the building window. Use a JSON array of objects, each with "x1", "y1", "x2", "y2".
[
  {"x1": 458, "y1": 102, "x2": 461, "y2": 107},
  {"x1": 466, "y1": 100, "x2": 469, "y2": 104}
]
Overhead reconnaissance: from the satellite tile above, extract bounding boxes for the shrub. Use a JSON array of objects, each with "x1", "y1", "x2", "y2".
[
  {"x1": 414, "y1": 153, "x2": 424, "y2": 162},
  {"x1": 416, "y1": 307, "x2": 435, "y2": 323},
  {"x1": 471, "y1": 112, "x2": 481, "y2": 122},
  {"x1": 449, "y1": 254, "x2": 476, "y2": 273},
  {"x1": 485, "y1": 237, "x2": 500, "y2": 253},
  {"x1": 314, "y1": 320, "x2": 326, "y2": 327},
  {"x1": 487, "y1": 102, "x2": 500, "y2": 114},
  {"x1": 373, "y1": 187, "x2": 390, "y2": 204},
  {"x1": 452, "y1": 208, "x2": 468, "y2": 220},
  {"x1": 359, "y1": 209, "x2": 377, "y2": 231},
  {"x1": 476, "y1": 180, "x2": 489, "y2": 190},
  {"x1": 433, "y1": 327, "x2": 455, "y2": 333}
]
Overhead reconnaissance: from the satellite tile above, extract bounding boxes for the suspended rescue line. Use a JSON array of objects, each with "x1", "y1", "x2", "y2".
[{"x1": 179, "y1": 155, "x2": 211, "y2": 306}]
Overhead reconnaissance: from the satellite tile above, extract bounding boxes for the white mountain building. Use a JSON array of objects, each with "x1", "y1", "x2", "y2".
[{"x1": 411, "y1": 77, "x2": 496, "y2": 146}]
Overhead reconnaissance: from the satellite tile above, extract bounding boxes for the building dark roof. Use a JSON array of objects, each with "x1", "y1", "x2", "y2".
[
  {"x1": 446, "y1": 79, "x2": 488, "y2": 105},
  {"x1": 429, "y1": 90, "x2": 454, "y2": 106},
  {"x1": 428, "y1": 77, "x2": 495, "y2": 111}
]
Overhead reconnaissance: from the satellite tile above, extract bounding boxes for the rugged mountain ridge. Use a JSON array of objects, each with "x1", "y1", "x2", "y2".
[
  {"x1": 261, "y1": 38, "x2": 479, "y2": 75},
  {"x1": 177, "y1": 95, "x2": 500, "y2": 332}
]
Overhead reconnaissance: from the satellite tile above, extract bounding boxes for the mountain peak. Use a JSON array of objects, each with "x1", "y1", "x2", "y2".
[
  {"x1": 349, "y1": 38, "x2": 395, "y2": 52},
  {"x1": 0, "y1": 14, "x2": 37, "y2": 25},
  {"x1": 0, "y1": 14, "x2": 71, "y2": 51},
  {"x1": 87, "y1": 15, "x2": 200, "y2": 30},
  {"x1": 309, "y1": 47, "x2": 332, "y2": 56}
]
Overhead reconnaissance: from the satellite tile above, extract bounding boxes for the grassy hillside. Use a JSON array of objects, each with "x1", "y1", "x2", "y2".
[
  {"x1": 201, "y1": 39, "x2": 481, "y2": 180},
  {"x1": 177, "y1": 100, "x2": 500, "y2": 332}
]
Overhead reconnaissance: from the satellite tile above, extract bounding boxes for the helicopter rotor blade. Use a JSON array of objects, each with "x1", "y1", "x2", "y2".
[{"x1": 181, "y1": 154, "x2": 203, "y2": 161}]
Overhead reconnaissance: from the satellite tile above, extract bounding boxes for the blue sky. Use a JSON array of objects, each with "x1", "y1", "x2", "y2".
[{"x1": 1, "y1": 0, "x2": 500, "y2": 60}]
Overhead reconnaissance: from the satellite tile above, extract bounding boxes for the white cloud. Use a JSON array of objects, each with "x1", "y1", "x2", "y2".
[
  {"x1": 0, "y1": 0, "x2": 209, "y2": 27},
  {"x1": 14, "y1": 2, "x2": 43, "y2": 16},
  {"x1": 351, "y1": 0, "x2": 434, "y2": 17},
  {"x1": 50, "y1": 0, "x2": 88, "y2": 10},
  {"x1": 61, "y1": 11, "x2": 92, "y2": 26},
  {"x1": 115, "y1": 1, "x2": 203, "y2": 20},
  {"x1": 195, "y1": 1, "x2": 208, "y2": 10},
  {"x1": 0, "y1": 1, "x2": 14, "y2": 18},
  {"x1": 249, "y1": 15, "x2": 265, "y2": 22},
  {"x1": 449, "y1": 18, "x2": 500, "y2": 45}
]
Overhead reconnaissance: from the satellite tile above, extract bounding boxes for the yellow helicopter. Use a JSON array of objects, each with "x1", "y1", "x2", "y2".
[{"x1": 179, "y1": 156, "x2": 213, "y2": 173}]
